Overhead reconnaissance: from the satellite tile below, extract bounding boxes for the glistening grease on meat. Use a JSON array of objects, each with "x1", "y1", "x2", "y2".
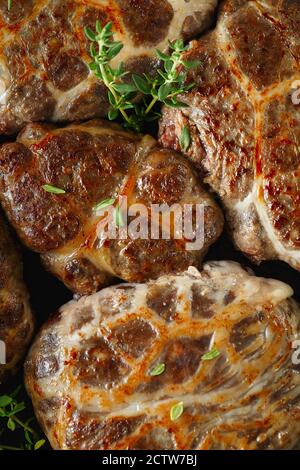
[
  {"x1": 25, "y1": 261, "x2": 300, "y2": 450},
  {"x1": 0, "y1": 0, "x2": 218, "y2": 134},
  {"x1": 0, "y1": 120, "x2": 223, "y2": 295},
  {"x1": 159, "y1": 0, "x2": 300, "y2": 271}
]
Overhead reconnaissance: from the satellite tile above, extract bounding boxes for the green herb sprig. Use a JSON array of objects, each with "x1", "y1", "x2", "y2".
[
  {"x1": 92, "y1": 198, "x2": 115, "y2": 212},
  {"x1": 179, "y1": 125, "x2": 191, "y2": 152},
  {"x1": 202, "y1": 347, "x2": 221, "y2": 361},
  {"x1": 85, "y1": 22, "x2": 138, "y2": 130},
  {"x1": 84, "y1": 21, "x2": 199, "y2": 132},
  {"x1": 132, "y1": 41, "x2": 198, "y2": 116},
  {"x1": 170, "y1": 401, "x2": 184, "y2": 421},
  {"x1": 92, "y1": 198, "x2": 124, "y2": 228},
  {"x1": 150, "y1": 363, "x2": 166, "y2": 377},
  {"x1": 42, "y1": 184, "x2": 66, "y2": 194},
  {"x1": 0, "y1": 386, "x2": 45, "y2": 451}
]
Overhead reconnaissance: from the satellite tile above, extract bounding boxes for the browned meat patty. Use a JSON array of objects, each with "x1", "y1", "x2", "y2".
[
  {"x1": 0, "y1": 0, "x2": 218, "y2": 134},
  {"x1": 159, "y1": 0, "x2": 300, "y2": 271},
  {"x1": 25, "y1": 261, "x2": 300, "y2": 450},
  {"x1": 0, "y1": 120, "x2": 223, "y2": 295},
  {"x1": 0, "y1": 218, "x2": 33, "y2": 384}
]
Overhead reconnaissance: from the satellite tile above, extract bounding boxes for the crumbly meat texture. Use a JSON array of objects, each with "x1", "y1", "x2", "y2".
[
  {"x1": 0, "y1": 218, "x2": 34, "y2": 384},
  {"x1": 25, "y1": 261, "x2": 300, "y2": 450},
  {"x1": 159, "y1": 0, "x2": 300, "y2": 271},
  {"x1": 0, "y1": 119, "x2": 223, "y2": 295},
  {"x1": 0, "y1": 0, "x2": 218, "y2": 134}
]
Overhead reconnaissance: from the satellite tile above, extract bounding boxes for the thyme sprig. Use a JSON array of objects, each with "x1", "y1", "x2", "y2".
[
  {"x1": 84, "y1": 21, "x2": 199, "y2": 132},
  {"x1": 85, "y1": 22, "x2": 138, "y2": 129},
  {"x1": 0, "y1": 386, "x2": 45, "y2": 451},
  {"x1": 132, "y1": 41, "x2": 198, "y2": 115}
]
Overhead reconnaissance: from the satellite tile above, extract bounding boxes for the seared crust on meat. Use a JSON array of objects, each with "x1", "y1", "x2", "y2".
[
  {"x1": 25, "y1": 261, "x2": 300, "y2": 450},
  {"x1": 0, "y1": 217, "x2": 33, "y2": 384},
  {"x1": 0, "y1": 120, "x2": 223, "y2": 294},
  {"x1": 159, "y1": 0, "x2": 300, "y2": 271},
  {"x1": 0, "y1": 0, "x2": 218, "y2": 134}
]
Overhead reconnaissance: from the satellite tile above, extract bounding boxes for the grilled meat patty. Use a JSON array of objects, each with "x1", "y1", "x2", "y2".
[
  {"x1": 25, "y1": 261, "x2": 300, "y2": 450},
  {"x1": 0, "y1": 0, "x2": 218, "y2": 134},
  {"x1": 0, "y1": 217, "x2": 33, "y2": 384},
  {"x1": 159, "y1": 0, "x2": 300, "y2": 271},
  {"x1": 0, "y1": 119, "x2": 223, "y2": 295}
]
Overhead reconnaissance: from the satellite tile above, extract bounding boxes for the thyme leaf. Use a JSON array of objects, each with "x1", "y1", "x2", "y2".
[
  {"x1": 0, "y1": 386, "x2": 46, "y2": 451},
  {"x1": 85, "y1": 23, "x2": 200, "y2": 132}
]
